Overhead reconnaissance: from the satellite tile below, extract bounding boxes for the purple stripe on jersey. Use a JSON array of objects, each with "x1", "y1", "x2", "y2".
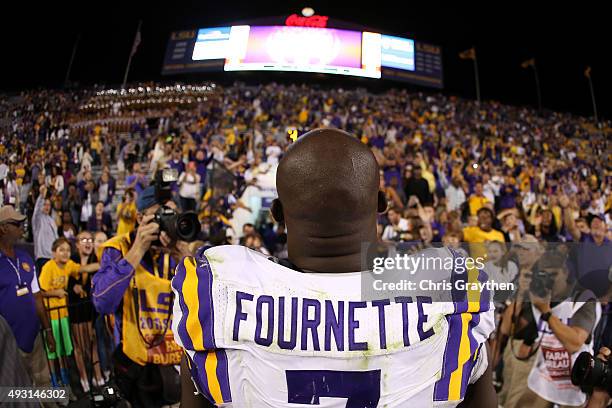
[
  {"x1": 215, "y1": 349, "x2": 232, "y2": 402},
  {"x1": 460, "y1": 317, "x2": 482, "y2": 397},
  {"x1": 190, "y1": 351, "x2": 214, "y2": 403},
  {"x1": 448, "y1": 248, "x2": 468, "y2": 314},
  {"x1": 197, "y1": 255, "x2": 216, "y2": 349},
  {"x1": 433, "y1": 313, "x2": 463, "y2": 401},
  {"x1": 172, "y1": 260, "x2": 194, "y2": 351}
]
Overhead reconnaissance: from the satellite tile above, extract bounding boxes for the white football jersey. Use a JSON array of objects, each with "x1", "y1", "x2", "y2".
[{"x1": 172, "y1": 245, "x2": 494, "y2": 407}]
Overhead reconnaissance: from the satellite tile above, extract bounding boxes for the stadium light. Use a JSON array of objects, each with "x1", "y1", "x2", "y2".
[{"x1": 302, "y1": 7, "x2": 314, "y2": 17}]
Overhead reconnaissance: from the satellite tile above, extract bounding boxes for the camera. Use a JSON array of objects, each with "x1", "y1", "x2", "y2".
[
  {"x1": 529, "y1": 265, "x2": 555, "y2": 297},
  {"x1": 154, "y1": 168, "x2": 179, "y2": 204},
  {"x1": 154, "y1": 205, "x2": 200, "y2": 242},
  {"x1": 152, "y1": 168, "x2": 201, "y2": 242},
  {"x1": 571, "y1": 351, "x2": 612, "y2": 394},
  {"x1": 91, "y1": 384, "x2": 127, "y2": 407}
]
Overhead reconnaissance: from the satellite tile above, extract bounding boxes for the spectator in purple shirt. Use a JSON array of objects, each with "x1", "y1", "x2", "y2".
[
  {"x1": 168, "y1": 150, "x2": 185, "y2": 192},
  {"x1": 560, "y1": 195, "x2": 612, "y2": 298},
  {"x1": 125, "y1": 163, "x2": 148, "y2": 197},
  {"x1": 87, "y1": 202, "x2": 113, "y2": 234},
  {"x1": 193, "y1": 149, "x2": 213, "y2": 198},
  {"x1": 499, "y1": 184, "x2": 519, "y2": 210},
  {"x1": 0, "y1": 205, "x2": 55, "y2": 388}
]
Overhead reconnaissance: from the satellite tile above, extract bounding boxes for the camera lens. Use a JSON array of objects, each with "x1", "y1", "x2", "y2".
[
  {"x1": 571, "y1": 352, "x2": 594, "y2": 388},
  {"x1": 176, "y1": 212, "x2": 201, "y2": 242},
  {"x1": 571, "y1": 351, "x2": 612, "y2": 393}
]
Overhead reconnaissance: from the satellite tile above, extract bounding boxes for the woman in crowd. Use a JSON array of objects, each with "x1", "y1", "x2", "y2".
[
  {"x1": 68, "y1": 231, "x2": 104, "y2": 391},
  {"x1": 46, "y1": 165, "x2": 64, "y2": 196},
  {"x1": 177, "y1": 161, "x2": 201, "y2": 212},
  {"x1": 87, "y1": 201, "x2": 113, "y2": 234}
]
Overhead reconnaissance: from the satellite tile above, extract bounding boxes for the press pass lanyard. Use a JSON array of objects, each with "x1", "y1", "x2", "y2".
[{"x1": 6, "y1": 257, "x2": 22, "y2": 286}]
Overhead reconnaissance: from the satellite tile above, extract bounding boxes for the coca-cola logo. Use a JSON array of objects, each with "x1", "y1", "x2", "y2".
[{"x1": 285, "y1": 14, "x2": 329, "y2": 28}]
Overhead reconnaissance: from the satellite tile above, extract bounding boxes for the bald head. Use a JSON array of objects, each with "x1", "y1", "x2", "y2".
[
  {"x1": 273, "y1": 128, "x2": 384, "y2": 272},
  {"x1": 277, "y1": 128, "x2": 379, "y2": 223}
]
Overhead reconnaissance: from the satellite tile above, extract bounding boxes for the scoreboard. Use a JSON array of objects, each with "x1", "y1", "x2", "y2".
[{"x1": 162, "y1": 16, "x2": 443, "y2": 88}]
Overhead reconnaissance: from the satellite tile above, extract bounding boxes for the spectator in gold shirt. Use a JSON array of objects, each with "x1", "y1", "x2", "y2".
[
  {"x1": 463, "y1": 207, "x2": 505, "y2": 261},
  {"x1": 468, "y1": 182, "x2": 490, "y2": 216}
]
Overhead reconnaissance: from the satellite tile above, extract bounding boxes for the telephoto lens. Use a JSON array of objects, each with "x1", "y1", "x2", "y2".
[
  {"x1": 174, "y1": 212, "x2": 201, "y2": 241},
  {"x1": 154, "y1": 205, "x2": 201, "y2": 242},
  {"x1": 571, "y1": 351, "x2": 612, "y2": 394}
]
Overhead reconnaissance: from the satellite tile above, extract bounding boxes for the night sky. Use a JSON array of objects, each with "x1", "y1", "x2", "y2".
[{"x1": 2, "y1": 1, "x2": 609, "y2": 119}]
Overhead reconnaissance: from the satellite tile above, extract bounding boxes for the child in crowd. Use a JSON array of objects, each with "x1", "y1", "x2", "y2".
[{"x1": 39, "y1": 237, "x2": 81, "y2": 388}]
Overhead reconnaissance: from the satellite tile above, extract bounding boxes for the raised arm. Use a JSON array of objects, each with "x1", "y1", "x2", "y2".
[
  {"x1": 559, "y1": 194, "x2": 581, "y2": 241},
  {"x1": 32, "y1": 185, "x2": 47, "y2": 229},
  {"x1": 91, "y1": 247, "x2": 134, "y2": 314},
  {"x1": 92, "y1": 215, "x2": 159, "y2": 314}
]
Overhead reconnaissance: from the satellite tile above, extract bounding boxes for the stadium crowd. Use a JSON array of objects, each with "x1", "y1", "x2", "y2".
[{"x1": 0, "y1": 81, "x2": 610, "y2": 407}]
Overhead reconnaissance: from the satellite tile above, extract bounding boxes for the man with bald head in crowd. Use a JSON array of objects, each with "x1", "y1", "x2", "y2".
[{"x1": 173, "y1": 128, "x2": 496, "y2": 408}]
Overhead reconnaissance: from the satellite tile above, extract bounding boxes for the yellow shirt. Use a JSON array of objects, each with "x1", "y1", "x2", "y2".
[
  {"x1": 116, "y1": 201, "x2": 137, "y2": 235},
  {"x1": 91, "y1": 135, "x2": 102, "y2": 153},
  {"x1": 298, "y1": 109, "x2": 309, "y2": 123},
  {"x1": 39, "y1": 259, "x2": 80, "y2": 320},
  {"x1": 468, "y1": 195, "x2": 489, "y2": 216},
  {"x1": 15, "y1": 168, "x2": 25, "y2": 186},
  {"x1": 462, "y1": 226, "x2": 505, "y2": 261}
]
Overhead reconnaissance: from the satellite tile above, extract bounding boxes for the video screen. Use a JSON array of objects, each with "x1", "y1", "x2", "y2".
[
  {"x1": 192, "y1": 26, "x2": 241, "y2": 61},
  {"x1": 183, "y1": 25, "x2": 428, "y2": 81},
  {"x1": 223, "y1": 26, "x2": 381, "y2": 78},
  {"x1": 381, "y1": 34, "x2": 415, "y2": 71}
]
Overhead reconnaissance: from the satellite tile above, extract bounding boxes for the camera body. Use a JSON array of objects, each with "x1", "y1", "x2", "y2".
[
  {"x1": 151, "y1": 168, "x2": 201, "y2": 243},
  {"x1": 530, "y1": 265, "x2": 555, "y2": 298},
  {"x1": 91, "y1": 384, "x2": 125, "y2": 407},
  {"x1": 571, "y1": 351, "x2": 612, "y2": 394}
]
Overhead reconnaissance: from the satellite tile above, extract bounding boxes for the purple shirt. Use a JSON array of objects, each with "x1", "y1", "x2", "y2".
[
  {"x1": 570, "y1": 234, "x2": 612, "y2": 297},
  {"x1": 0, "y1": 249, "x2": 39, "y2": 353},
  {"x1": 125, "y1": 174, "x2": 147, "y2": 196}
]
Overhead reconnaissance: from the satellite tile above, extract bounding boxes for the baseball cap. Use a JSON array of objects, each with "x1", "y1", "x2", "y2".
[
  {"x1": 0, "y1": 205, "x2": 27, "y2": 224},
  {"x1": 136, "y1": 186, "x2": 158, "y2": 212}
]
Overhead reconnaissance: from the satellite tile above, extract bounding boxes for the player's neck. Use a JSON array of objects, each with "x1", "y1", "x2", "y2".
[{"x1": 287, "y1": 228, "x2": 377, "y2": 273}]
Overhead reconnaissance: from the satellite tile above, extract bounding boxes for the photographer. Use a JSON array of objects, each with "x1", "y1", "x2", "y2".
[
  {"x1": 91, "y1": 185, "x2": 193, "y2": 407},
  {"x1": 501, "y1": 248, "x2": 598, "y2": 408}
]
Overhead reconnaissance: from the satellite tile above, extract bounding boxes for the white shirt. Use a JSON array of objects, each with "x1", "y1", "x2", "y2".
[
  {"x1": 81, "y1": 195, "x2": 94, "y2": 223},
  {"x1": 445, "y1": 185, "x2": 467, "y2": 212},
  {"x1": 484, "y1": 260, "x2": 518, "y2": 285},
  {"x1": 382, "y1": 218, "x2": 410, "y2": 241},
  {"x1": 0, "y1": 163, "x2": 8, "y2": 181},
  {"x1": 265, "y1": 145, "x2": 282, "y2": 165},
  {"x1": 178, "y1": 172, "x2": 201, "y2": 199}
]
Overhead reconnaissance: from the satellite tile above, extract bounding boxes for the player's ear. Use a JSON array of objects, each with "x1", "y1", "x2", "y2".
[
  {"x1": 377, "y1": 191, "x2": 389, "y2": 213},
  {"x1": 271, "y1": 199, "x2": 285, "y2": 223}
]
